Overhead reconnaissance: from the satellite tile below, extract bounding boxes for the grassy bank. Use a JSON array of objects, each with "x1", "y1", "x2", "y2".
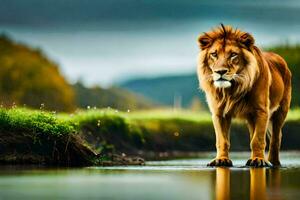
[
  {"x1": 0, "y1": 108, "x2": 300, "y2": 165},
  {"x1": 0, "y1": 108, "x2": 96, "y2": 166}
]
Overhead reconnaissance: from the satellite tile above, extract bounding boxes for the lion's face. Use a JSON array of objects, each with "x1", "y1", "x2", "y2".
[
  {"x1": 197, "y1": 25, "x2": 259, "y2": 92},
  {"x1": 206, "y1": 39, "x2": 244, "y2": 88}
]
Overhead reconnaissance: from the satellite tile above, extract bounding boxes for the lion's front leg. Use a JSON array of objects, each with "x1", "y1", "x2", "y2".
[
  {"x1": 246, "y1": 111, "x2": 272, "y2": 167},
  {"x1": 208, "y1": 114, "x2": 232, "y2": 167}
]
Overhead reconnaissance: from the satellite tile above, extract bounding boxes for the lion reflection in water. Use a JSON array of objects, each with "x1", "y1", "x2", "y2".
[{"x1": 215, "y1": 168, "x2": 281, "y2": 200}]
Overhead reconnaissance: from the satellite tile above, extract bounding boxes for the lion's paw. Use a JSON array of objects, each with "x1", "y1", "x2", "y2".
[
  {"x1": 246, "y1": 157, "x2": 272, "y2": 168},
  {"x1": 207, "y1": 158, "x2": 233, "y2": 167}
]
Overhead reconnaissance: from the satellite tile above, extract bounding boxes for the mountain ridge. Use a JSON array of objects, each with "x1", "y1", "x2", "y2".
[{"x1": 119, "y1": 73, "x2": 206, "y2": 108}]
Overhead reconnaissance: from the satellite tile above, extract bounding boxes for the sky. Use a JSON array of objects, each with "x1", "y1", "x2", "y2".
[{"x1": 1, "y1": 0, "x2": 300, "y2": 86}]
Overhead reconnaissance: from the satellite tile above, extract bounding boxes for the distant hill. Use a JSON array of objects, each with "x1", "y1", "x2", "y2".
[
  {"x1": 120, "y1": 44, "x2": 300, "y2": 109},
  {"x1": 119, "y1": 74, "x2": 206, "y2": 108},
  {"x1": 0, "y1": 34, "x2": 75, "y2": 111},
  {"x1": 0, "y1": 34, "x2": 158, "y2": 112},
  {"x1": 73, "y1": 82, "x2": 158, "y2": 111}
]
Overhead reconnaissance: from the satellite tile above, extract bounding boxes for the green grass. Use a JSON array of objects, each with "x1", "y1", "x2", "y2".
[
  {"x1": 2, "y1": 107, "x2": 299, "y2": 133},
  {"x1": 127, "y1": 109, "x2": 212, "y2": 123},
  {"x1": 0, "y1": 108, "x2": 76, "y2": 136},
  {"x1": 1, "y1": 107, "x2": 299, "y2": 141},
  {"x1": 286, "y1": 108, "x2": 300, "y2": 121}
]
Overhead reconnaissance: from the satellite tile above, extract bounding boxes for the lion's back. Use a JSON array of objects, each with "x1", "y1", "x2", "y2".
[{"x1": 263, "y1": 51, "x2": 292, "y2": 109}]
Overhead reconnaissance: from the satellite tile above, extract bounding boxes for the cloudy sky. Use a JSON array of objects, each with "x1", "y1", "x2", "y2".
[{"x1": 1, "y1": 0, "x2": 300, "y2": 86}]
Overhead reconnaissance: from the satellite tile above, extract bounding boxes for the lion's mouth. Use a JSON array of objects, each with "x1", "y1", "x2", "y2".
[
  {"x1": 214, "y1": 78, "x2": 232, "y2": 88},
  {"x1": 216, "y1": 77, "x2": 228, "y2": 81}
]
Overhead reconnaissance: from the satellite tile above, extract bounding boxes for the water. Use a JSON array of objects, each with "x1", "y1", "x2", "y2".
[{"x1": 0, "y1": 152, "x2": 299, "y2": 200}]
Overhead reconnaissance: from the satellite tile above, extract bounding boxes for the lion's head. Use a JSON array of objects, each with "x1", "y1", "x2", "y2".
[{"x1": 197, "y1": 25, "x2": 261, "y2": 97}]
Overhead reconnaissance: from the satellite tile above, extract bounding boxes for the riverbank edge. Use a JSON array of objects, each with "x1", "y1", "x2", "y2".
[{"x1": 0, "y1": 108, "x2": 299, "y2": 166}]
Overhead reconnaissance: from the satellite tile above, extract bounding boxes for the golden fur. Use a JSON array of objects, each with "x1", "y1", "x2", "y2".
[{"x1": 197, "y1": 25, "x2": 292, "y2": 167}]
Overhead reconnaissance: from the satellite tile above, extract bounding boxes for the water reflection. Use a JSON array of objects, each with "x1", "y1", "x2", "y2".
[
  {"x1": 250, "y1": 168, "x2": 267, "y2": 200},
  {"x1": 215, "y1": 168, "x2": 282, "y2": 200},
  {"x1": 215, "y1": 168, "x2": 230, "y2": 200},
  {"x1": 0, "y1": 161, "x2": 299, "y2": 200},
  {"x1": 268, "y1": 169, "x2": 282, "y2": 200}
]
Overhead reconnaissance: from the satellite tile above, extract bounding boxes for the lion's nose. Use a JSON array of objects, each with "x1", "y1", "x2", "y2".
[{"x1": 215, "y1": 69, "x2": 228, "y2": 75}]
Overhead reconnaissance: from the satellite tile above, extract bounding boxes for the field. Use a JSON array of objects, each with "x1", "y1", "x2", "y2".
[{"x1": 0, "y1": 107, "x2": 299, "y2": 166}]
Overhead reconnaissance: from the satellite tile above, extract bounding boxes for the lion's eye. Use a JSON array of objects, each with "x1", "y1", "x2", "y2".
[
  {"x1": 230, "y1": 52, "x2": 238, "y2": 58},
  {"x1": 210, "y1": 52, "x2": 217, "y2": 58}
]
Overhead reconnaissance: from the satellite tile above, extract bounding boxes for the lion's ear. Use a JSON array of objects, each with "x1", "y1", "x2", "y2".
[
  {"x1": 239, "y1": 33, "x2": 255, "y2": 48},
  {"x1": 198, "y1": 34, "x2": 212, "y2": 50}
]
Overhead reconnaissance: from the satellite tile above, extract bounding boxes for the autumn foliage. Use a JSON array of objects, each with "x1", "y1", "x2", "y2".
[{"x1": 0, "y1": 34, "x2": 75, "y2": 111}]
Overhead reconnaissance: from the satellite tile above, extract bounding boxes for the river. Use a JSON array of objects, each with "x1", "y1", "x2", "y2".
[{"x1": 0, "y1": 152, "x2": 299, "y2": 200}]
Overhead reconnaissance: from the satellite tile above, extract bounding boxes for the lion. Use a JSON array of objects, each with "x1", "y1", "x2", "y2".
[{"x1": 197, "y1": 24, "x2": 292, "y2": 167}]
